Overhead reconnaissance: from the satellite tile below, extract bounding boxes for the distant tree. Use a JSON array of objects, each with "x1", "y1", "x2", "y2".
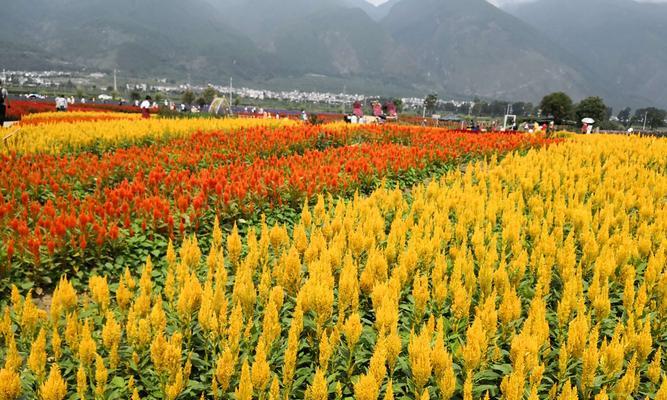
[
  {"x1": 540, "y1": 92, "x2": 573, "y2": 124},
  {"x1": 130, "y1": 91, "x2": 141, "y2": 102},
  {"x1": 182, "y1": 89, "x2": 196, "y2": 105},
  {"x1": 195, "y1": 97, "x2": 207, "y2": 108},
  {"x1": 511, "y1": 102, "x2": 533, "y2": 117},
  {"x1": 633, "y1": 107, "x2": 667, "y2": 129},
  {"x1": 617, "y1": 107, "x2": 632, "y2": 125},
  {"x1": 106, "y1": 86, "x2": 114, "y2": 92},
  {"x1": 76, "y1": 87, "x2": 85, "y2": 98},
  {"x1": 202, "y1": 87, "x2": 218, "y2": 105},
  {"x1": 424, "y1": 94, "x2": 438, "y2": 114},
  {"x1": 575, "y1": 96, "x2": 608, "y2": 125},
  {"x1": 393, "y1": 98, "x2": 404, "y2": 113},
  {"x1": 153, "y1": 92, "x2": 164, "y2": 103}
]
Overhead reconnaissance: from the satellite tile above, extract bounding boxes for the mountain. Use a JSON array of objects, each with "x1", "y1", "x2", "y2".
[
  {"x1": 506, "y1": 0, "x2": 667, "y2": 108},
  {"x1": 1, "y1": 0, "x2": 665, "y2": 108},
  {"x1": 1, "y1": 0, "x2": 271, "y2": 82},
  {"x1": 382, "y1": 0, "x2": 610, "y2": 102},
  {"x1": 202, "y1": 0, "x2": 399, "y2": 79}
]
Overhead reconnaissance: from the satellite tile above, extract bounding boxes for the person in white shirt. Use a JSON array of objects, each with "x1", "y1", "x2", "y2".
[
  {"x1": 140, "y1": 96, "x2": 152, "y2": 119},
  {"x1": 55, "y1": 95, "x2": 68, "y2": 112}
]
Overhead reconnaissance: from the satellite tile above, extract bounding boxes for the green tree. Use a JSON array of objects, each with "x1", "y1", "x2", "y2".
[
  {"x1": 182, "y1": 89, "x2": 196, "y2": 105},
  {"x1": 539, "y1": 92, "x2": 573, "y2": 124},
  {"x1": 424, "y1": 93, "x2": 438, "y2": 114},
  {"x1": 575, "y1": 96, "x2": 608, "y2": 125},
  {"x1": 393, "y1": 98, "x2": 404, "y2": 113},
  {"x1": 130, "y1": 90, "x2": 141, "y2": 102},
  {"x1": 617, "y1": 107, "x2": 632, "y2": 126},
  {"x1": 202, "y1": 87, "x2": 218, "y2": 105},
  {"x1": 633, "y1": 107, "x2": 667, "y2": 129}
]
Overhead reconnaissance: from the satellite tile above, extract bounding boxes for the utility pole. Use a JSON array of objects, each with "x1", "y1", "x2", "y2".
[
  {"x1": 342, "y1": 85, "x2": 346, "y2": 114},
  {"x1": 113, "y1": 69, "x2": 117, "y2": 93},
  {"x1": 229, "y1": 77, "x2": 233, "y2": 115},
  {"x1": 643, "y1": 111, "x2": 648, "y2": 131}
]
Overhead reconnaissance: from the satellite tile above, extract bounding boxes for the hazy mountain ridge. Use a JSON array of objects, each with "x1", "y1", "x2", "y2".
[
  {"x1": 505, "y1": 0, "x2": 667, "y2": 107},
  {"x1": 0, "y1": 0, "x2": 665, "y2": 107}
]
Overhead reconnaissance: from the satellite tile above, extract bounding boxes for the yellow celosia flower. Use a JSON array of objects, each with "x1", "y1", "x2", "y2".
[
  {"x1": 4, "y1": 335, "x2": 23, "y2": 372},
  {"x1": 385, "y1": 328, "x2": 402, "y2": 373},
  {"x1": 594, "y1": 388, "x2": 609, "y2": 400},
  {"x1": 499, "y1": 286, "x2": 521, "y2": 325},
  {"x1": 0, "y1": 368, "x2": 21, "y2": 400},
  {"x1": 227, "y1": 223, "x2": 243, "y2": 267},
  {"x1": 95, "y1": 354, "x2": 108, "y2": 397},
  {"x1": 383, "y1": 380, "x2": 394, "y2": 400},
  {"x1": 657, "y1": 377, "x2": 667, "y2": 400},
  {"x1": 409, "y1": 328, "x2": 432, "y2": 391},
  {"x1": 560, "y1": 380, "x2": 579, "y2": 400},
  {"x1": 612, "y1": 354, "x2": 637, "y2": 398},
  {"x1": 463, "y1": 372, "x2": 473, "y2": 400},
  {"x1": 648, "y1": 348, "x2": 662, "y2": 384},
  {"x1": 269, "y1": 376, "x2": 280, "y2": 400},
  {"x1": 305, "y1": 368, "x2": 328, "y2": 400},
  {"x1": 235, "y1": 360, "x2": 253, "y2": 400},
  {"x1": 28, "y1": 328, "x2": 47, "y2": 380},
  {"x1": 252, "y1": 338, "x2": 271, "y2": 391},
  {"x1": 215, "y1": 348, "x2": 236, "y2": 393},
  {"x1": 343, "y1": 312, "x2": 363, "y2": 349},
  {"x1": 76, "y1": 365, "x2": 86, "y2": 399},
  {"x1": 40, "y1": 365, "x2": 67, "y2": 400},
  {"x1": 89, "y1": 275, "x2": 111, "y2": 311},
  {"x1": 412, "y1": 273, "x2": 430, "y2": 322},
  {"x1": 50, "y1": 276, "x2": 77, "y2": 322},
  {"x1": 354, "y1": 373, "x2": 379, "y2": 400},
  {"x1": 116, "y1": 276, "x2": 133, "y2": 311},
  {"x1": 78, "y1": 320, "x2": 97, "y2": 367}
]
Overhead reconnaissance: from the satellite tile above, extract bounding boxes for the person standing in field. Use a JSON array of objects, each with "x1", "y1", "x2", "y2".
[
  {"x1": 55, "y1": 95, "x2": 68, "y2": 112},
  {"x1": 0, "y1": 80, "x2": 9, "y2": 127},
  {"x1": 140, "y1": 96, "x2": 152, "y2": 119}
]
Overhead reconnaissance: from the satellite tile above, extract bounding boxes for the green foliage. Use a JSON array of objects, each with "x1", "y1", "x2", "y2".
[
  {"x1": 201, "y1": 87, "x2": 218, "y2": 105},
  {"x1": 575, "y1": 96, "x2": 608, "y2": 126},
  {"x1": 424, "y1": 94, "x2": 438, "y2": 114},
  {"x1": 633, "y1": 107, "x2": 667, "y2": 129},
  {"x1": 182, "y1": 90, "x2": 196, "y2": 106},
  {"x1": 540, "y1": 92, "x2": 573, "y2": 124}
]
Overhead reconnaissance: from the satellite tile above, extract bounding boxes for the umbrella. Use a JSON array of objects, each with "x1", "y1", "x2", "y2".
[{"x1": 581, "y1": 118, "x2": 595, "y2": 124}]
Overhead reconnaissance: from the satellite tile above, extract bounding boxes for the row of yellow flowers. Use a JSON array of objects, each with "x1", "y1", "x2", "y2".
[
  {"x1": 20, "y1": 111, "x2": 143, "y2": 123},
  {"x1": 3, "y1": 117, "x2": 298, "y2": 154},
  {"x1": 1, "y1": 135, "x2": 666, "y2": 399}
]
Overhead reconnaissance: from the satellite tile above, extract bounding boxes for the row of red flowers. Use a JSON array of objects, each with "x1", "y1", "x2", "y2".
[
  {"x1": 4, "y1": 99, "x2": 148, "y2": 120},
  {"x1": 0, "y1": 125, "x2": 554, "y2": 287}
]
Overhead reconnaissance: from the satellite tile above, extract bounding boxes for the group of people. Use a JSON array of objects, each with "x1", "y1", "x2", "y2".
[{"x1": 344, "y1": 100, "x2": 398, "y2": 124}]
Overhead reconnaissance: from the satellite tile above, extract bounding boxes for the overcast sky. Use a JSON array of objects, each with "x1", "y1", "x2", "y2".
[{"x1": 367, "y1": 0, "x2": 667, "y2": 5}]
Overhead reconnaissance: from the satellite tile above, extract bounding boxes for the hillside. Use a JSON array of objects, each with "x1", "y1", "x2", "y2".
[
  {"x1": 506, "y1": 0, "x2": 667, "y2": 108},
  {"x1": 382, "y1": 0, "x2": 611, "y2": 102}
]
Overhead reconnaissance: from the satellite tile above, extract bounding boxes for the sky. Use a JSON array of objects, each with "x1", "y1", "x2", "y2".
[{"x1": 367, "y1": 0, "x2": 667, "y2": 5}]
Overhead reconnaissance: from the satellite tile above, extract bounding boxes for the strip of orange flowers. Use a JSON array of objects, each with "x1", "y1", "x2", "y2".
[{"x1": 0, "y1": 125, "x2": 554, "y2": 289}]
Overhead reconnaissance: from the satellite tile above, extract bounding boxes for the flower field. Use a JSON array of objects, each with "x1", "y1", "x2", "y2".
[
  {"x1": 0, "y1": 132, "x2": 665, "y2": 400},
  {"x1": 3, "y1": 118, "x2": 297, "y2": 155},
  {"x1": 19, "y1": 112, "x2": 142, "y2": 126},
  {"x1": 4, "y1": 100, "x2": 151, "y2": 121},
  {"x1": 0, "y1": 121, "x2": 549, "y2": 293}
]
